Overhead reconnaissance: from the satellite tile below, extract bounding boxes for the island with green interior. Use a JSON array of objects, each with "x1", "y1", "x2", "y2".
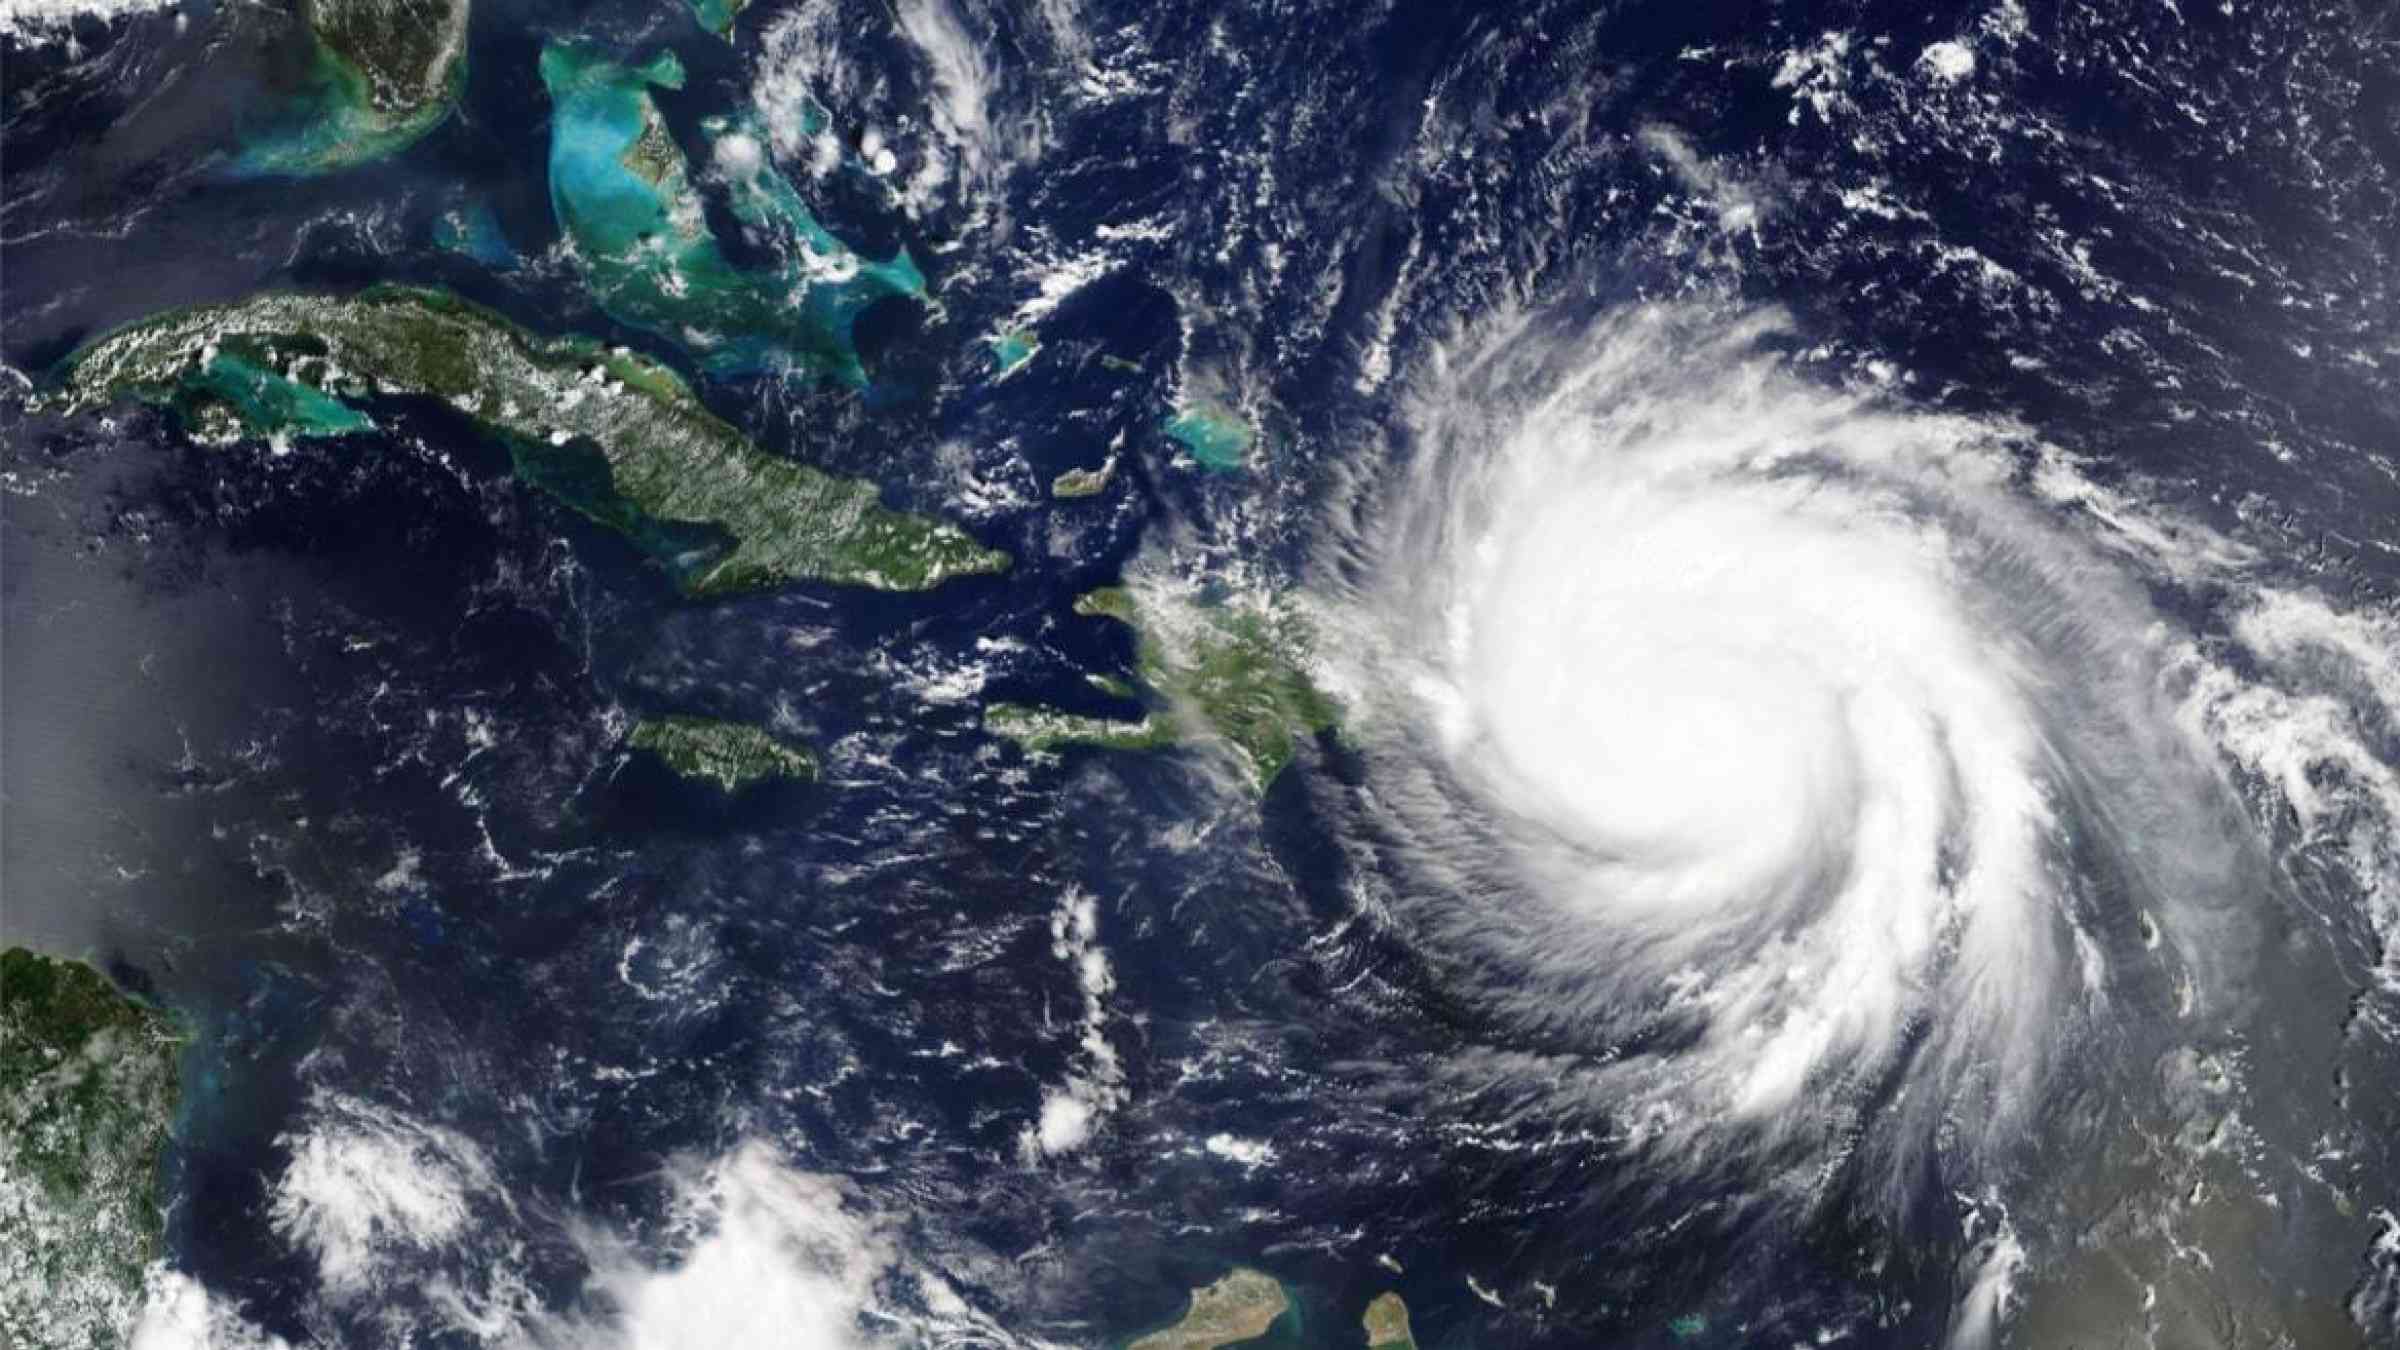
[
  {"x1": 1127, "y1": 1268, "x2": 1291, "y2": 1350},
  {"x1": 1, "y1": 948, "x2": 185, "y2": 1349},
  {"x1": 629, "y1": 716, "x2": 815, "y2": 792},
  {"x1": 49, "y1": 285, "x2": 1009, "y2": 597},
  {"x1": 983, "y1": 701, "x2": 1174, "y2": 754},
  {"x1": 984, "y1": 585, "x2": 1339, "y2": 794},
  {"x1": 1363, "y1": 1292, "x2": 1417, "y2": 1349},
  {"x1": 240, "y1": 0, "x2": 472, "y2": 175},
  {"x1": 1050, "y1": 454, "x2": 1118, "y2": 500}
]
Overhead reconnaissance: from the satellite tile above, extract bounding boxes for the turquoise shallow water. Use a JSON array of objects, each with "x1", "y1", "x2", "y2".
[
  {"x1": 1163, "y1": 405, "x2": 1251, "y2": 472},
  {"x1": 235, "y1": 35, "x2": 459, "y2": 177},
  {"x1": 11, "y1": 0, "x2": 2399, "y2": 1346},
  {"x1": 684, "y1": 0, "x2": 745, "y2": 37},
  {"x1": 433, "y1": 202, "x2": 515, "y2": 269},
  {"x1": 191, "y1": 353, "x2": 374, "y2": 438},
  {"x1": 539, "y1": 43, "x2": 925, "y2": 385},
  {"x1": 991, "y1": 332, "x2": 1039, "y2": 374}
]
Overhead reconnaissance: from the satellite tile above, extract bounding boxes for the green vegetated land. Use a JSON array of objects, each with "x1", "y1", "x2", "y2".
[
  {"x1": 629, "y1": 715, "x2": 816, "y2": 792},
  {"x1": 1362, "y1": 1292, "x2": 1417, "y2": 1349},
  {"x1": 1050, "y1": 455, "x2": 1117, "y2": 500},
  {"x1": 1127, "y1": 1268, "x2": 1291, "y2": 1350},
  {"x1": 985, "y1": 585, "x2": 1339, "y2": 794},
  {"x1": 684, "y1": 0, "x2": 751, "y2": 38},
  {"x1": 0, "y1": 949, "x2": 184, "y2": 1349},
  {"x1": 51, "y1": 285, "x2": 1008, "y2": 597},
  {"x1": 240, "y1": 0, "x2": 472, "y2": 175},
  {"x1": 1120, "y1": 1269, "x2": 1422, "y2": 1350}
]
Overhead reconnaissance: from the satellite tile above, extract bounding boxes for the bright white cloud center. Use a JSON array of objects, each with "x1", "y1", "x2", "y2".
[
  {"x1": 1327, "y1": 304, "x2": 2244, "y2": 1176},
  {"x1": 1435, "y1": 331, "x2": 2057, "y2": 1120}
]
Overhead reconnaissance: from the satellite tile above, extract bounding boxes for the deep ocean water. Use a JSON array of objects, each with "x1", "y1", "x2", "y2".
[{"x1": 4, "y1": 1, "x2": 2399, "y2": 1348}]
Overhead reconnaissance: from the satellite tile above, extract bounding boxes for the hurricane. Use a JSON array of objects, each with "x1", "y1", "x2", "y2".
[
  {"x1": 9, "y1": 0, "x2": 2400, "y2": 1344},
  {"x1": 1323, "y1": 302, "x2": 2262, "y2": 1218}
]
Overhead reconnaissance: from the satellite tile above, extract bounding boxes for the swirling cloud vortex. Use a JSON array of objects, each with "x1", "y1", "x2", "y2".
[{"x1": 1337, "y1": 306, "x2": 2240, "y2": 1176}]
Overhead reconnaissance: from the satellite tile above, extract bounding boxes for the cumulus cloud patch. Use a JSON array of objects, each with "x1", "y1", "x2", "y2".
[
  {"x1": 268, "y1": 1091, "x2": 506, "y2": 1300},
  {"x1": 541, "y1": 1142, "x2": 1016, "y2": 1350},
  {"x1": 583, "y1": 1146, "x2": 896, "y2": 1350},
  {"x1": 0, "y1": 0, "x2": 175, "y2": 42},
  {"x1": 1023, "y1": 886, "x2": 1124, "y2": 1159},
  {"x1": 131, "y1": 1269, "x2": 292, "y2": 1350},
  {"x1": 2187, "y1": 589, "x2": 2400, "y2": 999}
]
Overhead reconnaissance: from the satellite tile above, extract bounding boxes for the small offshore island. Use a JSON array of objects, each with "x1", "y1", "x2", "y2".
[
  {"x1": 1362, "y1": 1292, "x2": 1418, "y2": 1349},
  {"x1": 1050, "y1": 454, "x2": 1118, "y2": 500},
  {"x1": 629, "y1": 716, "x2": 815, "y2": 793},
  {"x1": 987, "y1": 586, "x2": 1339, "y2": 794},
  {"x1": 51, "y1": 286, "x2": 1008, "y2": 597},
  {"x1": 1123, "y1": 1270, "x2": 1422, "y2": 1349},
  {"x1": 0, "y1": 949, "x2": 183, "y2": 1348},
  {"x1": 1128, "y1": 1268, "x2": 1290, "y2": 1350}
]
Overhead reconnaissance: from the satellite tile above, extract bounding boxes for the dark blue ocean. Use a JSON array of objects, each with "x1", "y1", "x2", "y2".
[{"x1": 6, "y1": 0, "x2": 2398, "y2": 1346}]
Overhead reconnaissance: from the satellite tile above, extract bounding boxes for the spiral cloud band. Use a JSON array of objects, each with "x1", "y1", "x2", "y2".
[{"x1": 1330, "y1": 304, "x2": 2251, "y2": 1196}]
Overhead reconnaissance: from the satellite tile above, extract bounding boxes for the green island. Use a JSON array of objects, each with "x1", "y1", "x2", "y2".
[
  {"x1": 984, "y1": 585, "x2": 1339, "y2": 794},
  {"x1": 1050, "y1": 455, "x2": 1118, "y2": 500},
  {"x1": 629, "y1": 716, "x2": 815, "y2": 792},
  {"x1": 1, "y1": 948, "x2": 185, "y2": 1349},
  {"x1": 1128, "y1": 1268, "x2": 1291, "y2": 1350},
  {"x1": 984, "y1": 702, "x2": 1172, "y2": 753},
  {"x1": 1163, "y1": 403, "x2": 1251, "y2": 473},
  {"x1": 239, "y1": 0, "x2": 471, "y2": 176},
  {"x1": 49, "y1": 285, "x2": 1009, "y2": 597},
  {"x1": 1363, "y1": 1292, "x2": 1417, "y2": 1349},
  {"x1": 541, "y1": 43, "x2": 927, "y2": 383}
]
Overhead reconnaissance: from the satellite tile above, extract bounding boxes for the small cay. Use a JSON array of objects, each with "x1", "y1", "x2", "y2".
[{"x1": 1050, "y1": 454, "x2": 1117, "y2": 500}]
